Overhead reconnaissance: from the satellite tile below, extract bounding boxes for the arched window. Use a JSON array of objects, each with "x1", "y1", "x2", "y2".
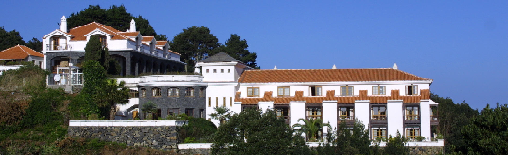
[
  {"x1": 168, "y1": 88, "x2": 179, "y2": 97},
  {"x1": 185, "y1": 87, "x2": 194, "y2": 97},
  {"x1": 140, "y1": 88, "x2": 146, "y2": 98},
  {"x1": 152, "y1": 87, "x2": 161, "y2": 97}
]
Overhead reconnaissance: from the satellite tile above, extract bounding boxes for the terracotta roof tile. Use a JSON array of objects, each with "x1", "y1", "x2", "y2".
[
  {"x1": 118, "y1": 31, "x2": 140, "y2": 37},
  {"x1": 68, "y1": 22, "x2": 129, "y2": 41},
  {"x1": 142, "y1": 36, "x2": 154, "y2": 42},
  {"x1": 238, "y1": 68, "x2": 431, "y2": 83},
  {"x1": 236, "y1": 89, "x2": 430, "y2": 104},
  {"x1": 0, "y1": 45, "x2": 43, "y2": 60},
  {"x1": 156, "y1": 41, "x2": 167, "y2": 46}
]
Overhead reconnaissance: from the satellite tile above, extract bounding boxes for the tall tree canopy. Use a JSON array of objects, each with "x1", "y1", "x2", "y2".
[
  {"x1": 169, "y1": 26, "x2": 220, "y2": 72},
  {"x1": 218, "y1": 34, "x2": 259, "y2": 68},
  {"x1": 84, "y1": 35, "x2": 120, "y2": 75},
  {"x1": 25, "y1": 37, "x2": 42, "y2": 52},
  {"x1": 461, "y1": 104, "x2": 508, "y2": 154},
  {"x1": 67, "y1": 5, "x2": 157, "y2": 36},
  {"x1": 0, "y1": 27, "x2": 25, "y2": 51}
]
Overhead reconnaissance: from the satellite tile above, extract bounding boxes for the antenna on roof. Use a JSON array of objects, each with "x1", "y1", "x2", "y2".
[
  {"x1": 332, "y1": 64, "x2": 337, "y2": 69},
  {"x1": 393, "y1": 63, "x2": 398, "y2": 70},
  {"x1": 274, "y1": 65, "x2": 277, "y2": 69}
]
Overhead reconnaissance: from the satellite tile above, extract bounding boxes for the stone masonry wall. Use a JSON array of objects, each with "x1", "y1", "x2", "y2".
[
  {"x1": 67, "y1": 126, "x2": 178, "y2": 151},
  {"x1": 409, "y1": 146, "x2": 444, "y2": 155}
]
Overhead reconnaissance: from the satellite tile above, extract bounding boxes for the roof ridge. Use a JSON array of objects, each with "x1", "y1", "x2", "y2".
[
  {"x1": 393, "y1": 69, "x2": 430, "y2": 80},
  {"x1": 18, "y1": 45, "x2": 29, "y2": 55},
  {"x1": 245, "y1": 68, "x2": 393, "y2": 71},
  {"x1": 93, "y1": 22, "x2": 129, "y2": 40},
  {"x1": 0, "y1": 45, "x2": 18, "y2": 53}
]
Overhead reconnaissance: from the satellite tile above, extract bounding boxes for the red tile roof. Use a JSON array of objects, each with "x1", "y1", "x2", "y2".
[
  {"x1": 238, "y1": 68, "x2": 431, "y2": 83},
  {"x1": 142, "y1": 36, "x2": 154, "y2": 42},
  {"x1": 0, "y1": 45, "x2": 43, "y2": 60},
  {"x1": 118, "y1": 31, "x2": 140, "y2": 37},
  {"x1": 67, "y1": 22, "x2": 129, "y2": 41},
  {"x1": 236, "y1": 89, "x2": 430, "y2": 104},
  {"x1": 156, "y1": 41, "x2": 167, "y2": 46}
]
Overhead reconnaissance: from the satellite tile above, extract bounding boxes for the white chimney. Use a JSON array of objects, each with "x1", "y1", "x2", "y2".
[
  {"x1": 60, "y1": 16, "x2": 67, "y2": 32},
  {"x1": 274, "y1": 65, "x2": 277, "y2": 69},
  {"x1": 332, "y1": 64, "x2": 337, "y2": 69},
  {"x1": 393, "y1": 63, "x2": 398, "y2": 70},
  {"x1": 129, "y1": 19, "x2": 136, "y2": 32}
]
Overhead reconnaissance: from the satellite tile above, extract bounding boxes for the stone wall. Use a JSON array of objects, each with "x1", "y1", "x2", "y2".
[
  {"x1": 67, "y1": 126, "x2": 178, "y2": 150},
  {"x1": 409, "y1": 146, "x2": 444, "y2": 155}
]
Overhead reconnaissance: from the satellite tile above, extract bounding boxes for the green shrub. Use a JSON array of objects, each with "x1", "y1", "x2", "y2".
[{"x1": 178, "y1": 117, "x2": 217, "y2": 143}]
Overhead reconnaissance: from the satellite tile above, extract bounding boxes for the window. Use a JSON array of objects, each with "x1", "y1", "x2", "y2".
[
  {"x1": 228, "y1": 69, "x2": 230, "y2": 73},
  {"x1": 52, "y1": 37, "x2": 59, "y2": 50},
  {"x1": 216, "y1": 97, "x2": 218, "y2": 107},
  {"x1": 276, "y1": 107, "x2": 290, "y2": 124},
  {"x1": 185, "y1": 87, "x2": 194, "y2": 97},
  {"x1": 310, "y1": 86, "x2": 322, "y2": 96},
  {"x1": 405, "y1": 106, "x2": 419, "y2": 120},
  {"x1": 341, "y1": 86, "x2": 354, "y2": 96},
  {"x1": 208, "y1": 97, "x2": 211, "y2": 107},
  {"x1": 405, "y1": 126, "x2": 420, "y2": 139},
  {"x1": 168, "y1": 88, "x2": 179, "y2": 97},
  {"x1": 339, "y1": 107, "x2": 354, "y2": 120},
  {"x1": 129, "y1": 89, "x2": 139, "y2": 98},
  {"x1": 277, "y1": 86, "x2": 290, "y2": 97},
  {"x1": 230, "y1": 97, "x2": 233, "y2": 106},
  {"x1": 372, "y1": 86, "x2": 386, "y2": 95},
  {"x1": 98, "y1": 35, "x2": 107, "y2": 48},
  {"x1": 206, "y1": 69, "x2": 209, "y2": 73},
  {"x1": 372, "y1": 127, "x2": 387, "y2": 139},
  {"x1": 221, "y1": 69, "x2": 224, "y2": 73},
  {"x1": 247, "y1": 87, "x2": 260, "y2": 97},
  {"x1": 406, "y1": 85, "x2": 418, "y2": 95},
  {"x1": 185, "y1": 108, "x2": 194, "y2": 117},
  {"x1": 199, "y1": 87, "x2": 205, "y2": 97},
  {"x1": 306, "y1": 106, "x2": 322, "y2": 120},
  {"x1": 152, "y1": 87, "x2": 161, "y2": 97},
  {"x1": 140, "y1": 88, "x2": 146, "y2": 98},
  {"x1": 200, "y1": 109, "x2": 205, "y2": 118},
  {"x1": 167, "y1": 108, "x2": 179, "y2": 116},
  {"x1": 430, "y1": 106, "x2": 438, "y2": 121},
  {"x1": 213, "y1": 69, "x2": 217, "y2": 73},
  {"x1": 223, "y1": 97, "x2": 226, "y2": 107},
  {"x1": 371, "y1": 106, "x2": 387, "y2": 120}
]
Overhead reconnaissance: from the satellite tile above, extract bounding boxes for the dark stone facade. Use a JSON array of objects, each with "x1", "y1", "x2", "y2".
[
  {"x1": 139, "y1": 86, "x2": 207, "y2": 119},
  {"x1": 67, "y1": 126, "x2": 178, "y2": 151},
  {"x1": 409, "y1": 146, "x2": 444, "y2": 155},
  {"x1": 45, "y1": 50, "x2": 185, "y2": 76}
]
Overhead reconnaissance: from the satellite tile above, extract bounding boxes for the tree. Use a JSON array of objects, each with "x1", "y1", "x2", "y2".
[
  {"x1": 292, "y1": 118, "x2": 329, "y2": 141},
  {"x1": 431, "y1": 93, "x2": 478, "y2": 153},
  {"x1": 169, "y1": 26, "x2": 220, "y2": 72},
  {"x1": 209, "y1": 106, "x2": 231, "y2": 125},
  {"x1": 141, "y1": 101, "x2": 157, "y2": 120},
  {"x1": 25, "y1": 37, "x2": 42, "y2": 52},
  {"x1": 67, "y1": 5, "x2": 157, "y2": 36},
  {"x1": 97, "y1": 79, "x2": 129, "y2": 120},
  {"x1": 384, "y1": 131, "x2": 409, "y2": 155},
  {"x1": 334, "y1": 120, "x2": 371, "y2": 155},
  {"x1": 178, "y1": 117, "x2": 217, "y2": 143},
  {"x1": 218, "y1": 34, "x2": 259, "y2": 68},
  {"x1": 461, "y1": 104, "x2": 508, "y2": 154},
  {"x1": 84, "y1": 35, "x2": 120, "y2": 75},
  {"x1": 212, "y1": 108, "x2": 296, "y2": 154},
  {"x1": 0, "y1": 26, "x2": 25, "y2": 51}
]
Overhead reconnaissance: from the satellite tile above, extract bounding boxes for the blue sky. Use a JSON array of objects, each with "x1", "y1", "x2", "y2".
[{"x1": 1, "y1": 1, "x2": 507, "y2": 109}]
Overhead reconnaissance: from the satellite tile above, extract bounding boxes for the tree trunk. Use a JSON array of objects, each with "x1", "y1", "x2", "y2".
[{"x1": 110, "y1": 106, "x2": 116, "y2": 120}]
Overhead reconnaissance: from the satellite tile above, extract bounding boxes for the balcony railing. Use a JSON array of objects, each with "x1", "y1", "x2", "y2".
[
  {"x1": 371, "y1": 115, "x2": 387, "y2": 120},
  {"x1": 46, "y1": 43, "x2": 71, "y2": 51},
  {"x1": 405, "y1": 115, "x2": 420, "y2": 120},
  {"x1": 339, "y1": 116, "x2": 354, "y2": 121}
]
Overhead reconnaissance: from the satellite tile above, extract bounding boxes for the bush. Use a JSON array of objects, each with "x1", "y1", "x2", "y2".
[
  {"x1": 178, "y1": 117, "x2": 217, "y2": 143},
  {"x1": 20, "y1": 88, "x2": 67, "y2": 129}
]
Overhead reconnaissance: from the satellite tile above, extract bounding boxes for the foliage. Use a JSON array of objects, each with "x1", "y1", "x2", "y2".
[
  {"x1": 335, "y1": 120, "x2": 371, "y2": 154},
  {"x1": 384, "y1": 131, "x2": 409, "y2": 155},
  {"x1": 431, "y1": 93, "x2": 478, "y2": 153},
  {"x1": 141, "y1": 101, "x2": 157, "y2": 119},
  {"x1": 0, "y1": 92, "x2": 29, "y2": 125},
  {"x1": 169, "y1": 26, "x2": 220, "y2": 72},
  {"x1": 25, "y1": 37, "x2": 42, "y2": 52},
  {"x1": 209, "y1": 106, "x2": 231, "y2": 125},
  {"x1": 0, "y1": 26, "x2": 25, "y2": 51},
  {"x1": 67, "y1": 5, "x2": 157, "y2": 36},
  {"x1": 218, "y1": 34, "x2": 259, "y2": 68},
  {"x1": 0, "y1": 63, "x2": 48, "y2": 92},
  {"x1": 212, "y1": 108, "x2": 298, "y2": 154},
  {"x1": 292, "y1": 118, "x2": 329, "y2": 141},
  {"x1": 461, "y1": 104, "x2": 508, "y2": 154},
  {"x1": 84, "y1": 35, "x2": 120, "y2": 75},
  {"x1": 20, "y1": 88, "x2": 67, "y2": 129},
  {"x1": 178, "y1": 117, "x2": 217, "y2": 143},
  {"x1": 97, "y1": 79, "x2": 129, "y2": 120}
]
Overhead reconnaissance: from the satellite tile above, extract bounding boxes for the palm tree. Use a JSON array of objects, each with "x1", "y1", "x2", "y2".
[
  {"x1": 292, "y1": 118, "x2": 329, "y2": 141},
  {"x1": 209, "y1": 106, "x2": 231, "y2": 125},
  {"x1": 99, "y1": 79, "x2": 130, "y2": 120}
]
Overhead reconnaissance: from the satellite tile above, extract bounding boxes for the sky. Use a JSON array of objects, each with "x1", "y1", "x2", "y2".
[{"x1": 1, "y1": 1, "x2": 507, "y2": 110}]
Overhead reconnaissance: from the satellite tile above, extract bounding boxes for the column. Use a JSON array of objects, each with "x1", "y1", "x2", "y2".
[
  {"x1": 387, "y1": 100, "x2": 403, "y2": 137},
  {"x1": 289, "y1": 101, "x2": 306, "y2": 127},
  {"x1": 420, "y1": 100, "x2": 431, "y2": 140},
  {"x1": 323, "y1": 100, "x2": 338, "y2": 134},
  {"x1": 258, "y1": 102, "x2": 274, "y2": 113},
  {"x1": 135, "y1": 61, "x2": 139, "y2": 76},
  {"x1": 355, "y1": 100, "x2": 370, "y2": 130}
]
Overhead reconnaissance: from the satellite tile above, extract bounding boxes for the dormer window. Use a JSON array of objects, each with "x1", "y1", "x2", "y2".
[
  {"x1": 406, "y1": 85, "x2": 418, "y2": 95},
  {"x1": 52, "y1": 37, "x2": 59, "y2": 50},
  {"x1": 97, "y1": 35, "x2": 107, "y2": 48}
]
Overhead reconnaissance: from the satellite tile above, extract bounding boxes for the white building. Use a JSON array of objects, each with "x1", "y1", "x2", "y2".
[
  {"x1": 42, "y1": 16, "x2": 185, "y2": 85},
  {"x1": 120, "y1": 52, "x2": 439, "y2": 141}
]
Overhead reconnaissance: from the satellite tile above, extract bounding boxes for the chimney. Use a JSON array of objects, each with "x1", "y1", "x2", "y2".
[
  {"x1": 393, "y1": 63, "x2": 398, "y2": 70},
  {"x1": 129, "y1": 19, "x2": 136, "y2": 32},
  {"x1": 60, "y1": 16, "x2": 67, "y2": 32},
  {"x1": 332, "y1": 64, "x2": 337, "y2": 69}
]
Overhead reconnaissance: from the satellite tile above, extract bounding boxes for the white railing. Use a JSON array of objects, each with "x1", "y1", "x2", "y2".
[
  {"x1": 69, "y1": 120, "x2": 188, "y2": 127},
  {"x1": 48, "y1": 73, "x2": 83, "y2": 85}
]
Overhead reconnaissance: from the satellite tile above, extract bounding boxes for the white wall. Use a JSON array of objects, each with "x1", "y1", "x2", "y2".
[
  {"x1": 290, "y1": 101, "x2": 306, "y2": 127},
  {"x1": 258, "y1": 102, "x2": 274, "y2": 113},
  {"x1": 206, "y1": 83, "x2": 238, "y2": 127},
  {"x1": 202, "y1": 65, "x2": 236, "y2": 82},
  {"x1": 420, "y1": 99, "x2": 431, "y2": 140},
  {"x1": 355, "y1": 100, "x2": 370, "y2": 129},
  {"x1": 387, "y1": 100, "x2": 403, "y2": 137},
  {"x1": 323, "y1": 101, "x2": 338, "y2": 132}
]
